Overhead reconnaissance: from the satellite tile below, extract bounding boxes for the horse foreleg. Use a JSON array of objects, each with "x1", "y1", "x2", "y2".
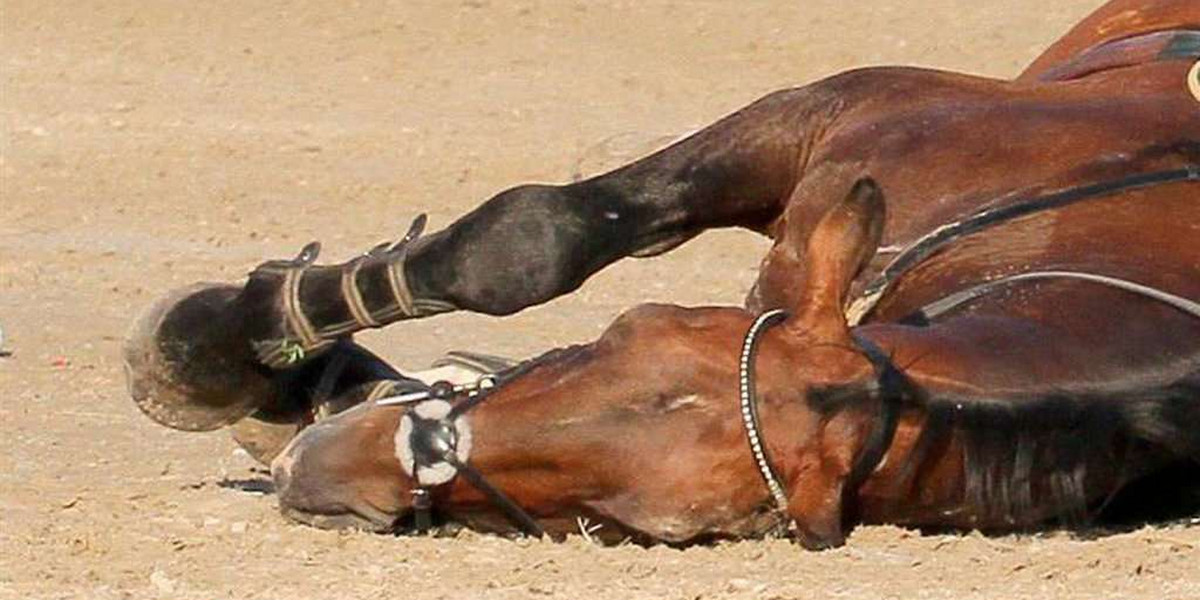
[{"x1": 239, "y1": 83, "x2": 858, "y2": 367}]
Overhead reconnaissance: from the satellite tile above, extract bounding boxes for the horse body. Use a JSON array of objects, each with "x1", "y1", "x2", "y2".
[
  {"x1": 1020, "y1": 0, "x2": 1200, "y2": 81},
  {"x1": 125, "y1": 0, "x2": 1200, "y2": 548}
]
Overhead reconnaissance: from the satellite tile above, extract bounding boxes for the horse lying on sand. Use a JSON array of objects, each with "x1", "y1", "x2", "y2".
[{"x1": 124, "y1": 0, "x2": 1200, "y2": 548}]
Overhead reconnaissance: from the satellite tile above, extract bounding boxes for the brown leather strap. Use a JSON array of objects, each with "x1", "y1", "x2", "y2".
[
  {"x1": 384, "y1": 254, "x2": 416, "y2": 319},
  {"x1": 282, "y1": 267, "x2": 320, "y2": 349},
  {"x1": 341, "y1": 259, "x2": 380, "y2": 328}
]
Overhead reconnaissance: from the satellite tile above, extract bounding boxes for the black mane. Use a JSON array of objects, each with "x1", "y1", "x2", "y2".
[{"x1": 809, "y1": 370, "x2": 1200, "y2": 528}]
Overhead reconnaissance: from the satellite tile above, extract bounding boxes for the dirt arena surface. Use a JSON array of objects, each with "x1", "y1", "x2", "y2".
[{"x1": 3, "y1": 1, "x2": 1198, "y2": 598}]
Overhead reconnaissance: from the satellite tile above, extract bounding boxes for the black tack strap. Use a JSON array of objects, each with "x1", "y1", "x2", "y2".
[
  {"x1": 445, "y1": 454, "x2": 546, "y2": 538},
  {"x1": 410, "y1": 488, "x2": 434, "y2": 534}
]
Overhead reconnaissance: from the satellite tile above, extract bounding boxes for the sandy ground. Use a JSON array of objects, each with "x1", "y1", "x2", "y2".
[{"x1": 2, "y1": 1, "x2": 1198, "y2": 598}]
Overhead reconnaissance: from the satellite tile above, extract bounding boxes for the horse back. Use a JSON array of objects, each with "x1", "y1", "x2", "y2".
[{"x1": 1019, "y1": 0, "x2": 1200, "y2": 82}]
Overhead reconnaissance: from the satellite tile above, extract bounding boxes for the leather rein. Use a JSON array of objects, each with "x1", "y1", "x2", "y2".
[{"x1": 738, "y1": 165, "x2": 1200, "y2": 531}]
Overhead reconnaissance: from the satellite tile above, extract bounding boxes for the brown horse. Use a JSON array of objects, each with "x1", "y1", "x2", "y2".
[{"x1": 124, "y1": 0, "x2": 1200, "y2": 548}]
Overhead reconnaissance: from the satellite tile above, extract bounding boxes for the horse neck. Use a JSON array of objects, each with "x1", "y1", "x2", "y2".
[{"x1": 850, "y1": 322, "x2": 1200, "y2": 529}]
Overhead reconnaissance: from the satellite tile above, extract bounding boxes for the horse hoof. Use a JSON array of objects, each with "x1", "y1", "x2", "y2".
[{"x1": 124, "y1": 282, "x2": 280, "y2": 432}]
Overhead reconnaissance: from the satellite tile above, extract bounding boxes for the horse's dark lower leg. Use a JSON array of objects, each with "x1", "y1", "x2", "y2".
[
  {"x1": 404, "y1": 88, "x2": 822, "y2": 313},
  {"x1": 244, "y1": 86, "x2": 838, "y2": 366},
  {"x1": 124, "y1": 280, "x2": 422, "y2": 437}
]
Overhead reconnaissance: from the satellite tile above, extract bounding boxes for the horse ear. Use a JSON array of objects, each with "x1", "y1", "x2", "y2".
[{"x1": 787, "y1": 177, "x2": 885, "y2": 339}]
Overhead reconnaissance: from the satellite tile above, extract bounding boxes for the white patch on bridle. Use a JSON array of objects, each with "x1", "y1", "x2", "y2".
[
  {"x1": 1189, "y1": 60, "x2": 1200, "y2": 104},
  {"x1": 393, "y1": 399, "x2": 473, "y2": 486}
]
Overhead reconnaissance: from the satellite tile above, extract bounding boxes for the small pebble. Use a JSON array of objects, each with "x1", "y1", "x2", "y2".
[{"x1": 149, "y1": 570, "x2": 176, "y2": 593}]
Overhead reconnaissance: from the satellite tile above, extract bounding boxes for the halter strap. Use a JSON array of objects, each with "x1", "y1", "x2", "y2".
[
  {"x1": 846, "y1": 166, "x2": 1200, "y2": 326},
  {"x1": 844, "y1": 333, "x2": 904, "y2": 493},
  {"x1": 378, "y1": 374, "x2": 545, "y2": 538}
]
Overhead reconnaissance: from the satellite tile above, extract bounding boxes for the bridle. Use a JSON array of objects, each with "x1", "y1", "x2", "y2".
[
  {"x1": 738, "y1": 309, "x2": 904, "y2": 534},
  {"x1": 739, "y1": 165, "x2": 1200, "y2": 531},
  {"x1": 377, "y1": 376, "x2": 546, "y2": 537}
]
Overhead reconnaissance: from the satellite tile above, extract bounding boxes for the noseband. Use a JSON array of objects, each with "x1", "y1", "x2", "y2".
[{"x1": 377, "y1": 377, "x2": 546, "y2": 537}]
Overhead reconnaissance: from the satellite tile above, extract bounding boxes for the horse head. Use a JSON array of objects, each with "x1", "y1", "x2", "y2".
[{"x1": 269, "y1": 179, "x2": 893, "y2": 548}]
